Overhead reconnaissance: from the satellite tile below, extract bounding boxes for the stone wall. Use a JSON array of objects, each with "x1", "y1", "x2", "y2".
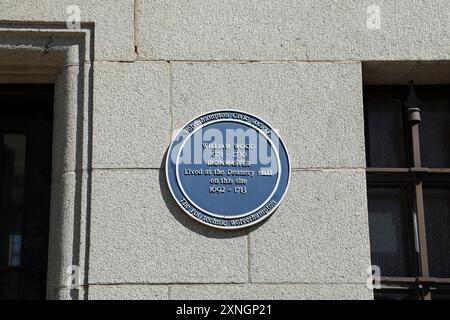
[{"x1": 2, "y1": 0, "x2": 448, "y2": 299}]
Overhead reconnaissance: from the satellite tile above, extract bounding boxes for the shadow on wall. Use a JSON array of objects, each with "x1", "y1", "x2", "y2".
[{"x1": 158, "y1": 148, "x2": 271, "y2": 239}]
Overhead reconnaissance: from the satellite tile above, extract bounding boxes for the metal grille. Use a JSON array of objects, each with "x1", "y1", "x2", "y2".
[{"x1": 364, "y1": 83, "x2": 450, "y2": 300}]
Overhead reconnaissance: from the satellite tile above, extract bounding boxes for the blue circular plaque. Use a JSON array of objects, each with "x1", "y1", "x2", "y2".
[{"x1": 166, "y1": 110, "x2": 290, "y2": 229}]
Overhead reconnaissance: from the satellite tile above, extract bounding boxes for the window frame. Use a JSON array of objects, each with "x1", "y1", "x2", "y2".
[{"x1": 364, "y1": 84, "x2": 450, "y2": 300}]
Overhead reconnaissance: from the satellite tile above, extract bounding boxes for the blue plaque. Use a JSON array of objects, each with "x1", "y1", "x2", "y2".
[{"x1": 166, "y1": 110, "x2": 290, "y2": 229}]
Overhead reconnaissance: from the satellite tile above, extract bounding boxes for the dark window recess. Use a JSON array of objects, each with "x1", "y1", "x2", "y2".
[
  {"x1": 367, "y1": 188, "x2": 415, "y2": 277},
  {"x1": 430, "y1": 290, "x2": 450, "y2": 300},
  {"x1": 364, "y1": 83, "x2": 450, "y2": 300},
  {"x1": 366, "y1": 98, "x2": 406, "y2": 167},
  {"x1": 420, "y1": 99, "x2": 450, "y2": 168},
  {"x1": 0, "y1": 84, "x2": 54, "y2": 300},
  {"x1": 423, "y1": 187, "x2": 450, "y2": 278},
  {"x1": 374, "y1": 289, "x2": 420, "y2": 301}
]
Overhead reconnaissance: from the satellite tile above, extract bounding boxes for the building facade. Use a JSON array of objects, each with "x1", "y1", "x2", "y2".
[{"x1": 0, "y1": 0, "x2": 449, "y2": 300}]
